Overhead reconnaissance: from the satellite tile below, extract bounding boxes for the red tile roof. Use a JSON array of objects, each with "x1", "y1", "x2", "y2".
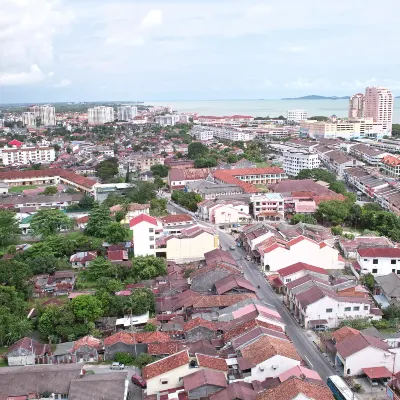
[
  {"x1": 357, "y1": 247, "x2": 400, "y2": 258},
  {"x1": 104, "y1": 331, "x2": 137, "y2": 346},
  {"x1": 161, "y1": 214, "x2": 194, "y2": 224},
  {"x1": 277, "y1": 262, "x2": 329, "y2": 278},
  {"x1": 335, "y1": 333, "x2": 389, "y2": 358},
  {"x1": 256, "y1": 377, "x2": 334, "y2": 400},
  {"x1": 72, "y1": 335, "x2": 102, "y2": 351},
  {"x1": 183, "y1": 317, "x2": 218, "y2": 332},
  {"x1": 129, "y1": 213, "x2": 158, "y2": 227},
  {"x1": 209, "y1": 382, "x2": 257, "y2": 400},
  {"x1": 7, "y1": 337, "x2": 50, "y2": 356},
  {"x1": 142, "y1": 350, "x2": 190, "y2": 379},
  {"x1": 196, "y1": 353, "x2": 228, "y2": 372},
  {"x1": 331, "y1": 327, "x2": 360, "y2": 343},
  {"x1": 214, "y1": 275, "x2": 256, "y2": 295},
  {"x1": 148, "y1": 342, "x2": 187, "y2": 356},
  {"x1": 362, "y1": 366, "x2": 392, "y2": 379},
  {"x1": 134, "y1": 331, "x2": 171, "y2": 344},
  {"x1": 241, "y1": 335, "x2": 301, "y2": 365},
  {"x1": 190, "y1": 293, "x2": 257, "y2": 309},
  {"x1": 183, "y1": 369, "x2": 227, "y2": 392},
  {"x1": 8, "y1": 139, "x2": 23, "y2": 146},
  {"x1": 223, "y1": 319, "x2": 284, "y2": 342}
]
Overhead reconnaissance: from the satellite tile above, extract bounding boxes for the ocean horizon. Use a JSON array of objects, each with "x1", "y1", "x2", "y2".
[{"x1": 145, "y1": 99, "x2": 400, "y2": 123}]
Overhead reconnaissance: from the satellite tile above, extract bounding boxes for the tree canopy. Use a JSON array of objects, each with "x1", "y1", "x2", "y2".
[
  {"x1": 96, "y1": 158, "x2": 119, "y2": 182},
  {"x1": 30, "y1": 209, "x2": 73, "y2": 237},
  {"x1": 85, "y1": 202, "x2": 113, "y2": 238},
  {"x1": 150, "y1": 164, "x2": 169, "y2": 178},
  {"x1": 188, "y1": 142, "x2": 209, "y2": 159},
  {"x1": 131, "y1": 256, "x2": 167, "y2": 281},
  {"x1": 43, "y1": 186, "x2": 58, "y2": 195},
  {"x1": 0, "y1": 210, "x2": 21, "y2": 245},
  {"x1": 171, "y1": 191, "x2": 202, "y2": 212}
]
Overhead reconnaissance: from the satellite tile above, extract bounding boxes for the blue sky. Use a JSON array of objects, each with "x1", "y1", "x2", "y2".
[{"x1": 1, "y1": 0, "x2": 400, "y2": 102}]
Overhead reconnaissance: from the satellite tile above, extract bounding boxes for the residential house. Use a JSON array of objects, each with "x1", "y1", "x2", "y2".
[
  {"x1": 155, "y1": 225, "x2": 219, "y2": 262},
  {"x1": 76, "y1": 215, "x2": 89, "y2": 229},
  {"x1": 339, "y1": 236, "x2": 394, "y2": 259},
  {"x1": 238, "y1": 335, "x2": 301, "y2": 380},
  {"x1": 187, "y1": 180, "x2": 244, "y2": 200},
  {"x1": 286, "y1": 275, "x2": 379, "y2": 329},
  {"x1": 256, "y1": 376, "x2": 335, "y2": 400},
  {"x1": 277, "y1": 262, "x2": 330, "y2": 286},
  {"x1": 130, "y1": 214, "x2": 163, "y2": 257},
  {"x1": 251, "y1": 193, "x2": 285, "y2": 221},
  {"x1": 72, "y1": 335, "x2": 102, "y2": 362},
  {"x1": 348, "y1": 143, "x2": 388, "y2": 165},
  {"x1": 184, "y1": 318, "x2": 220, "y2": 342},
  {"x1": 207, "y1": 201, "x2": 251, "y2": 226},
  {"x1": 124, "y1": 152, "x2": 164, "y2": 172},
  {"x1": 182, "y1": 369, "x2": 227, "y2": 399},
  {"x1": 33, "y1": 271, "x2": 76, "y2": 298},
  {"x1": 168, "y1": 168, "x2": 211, "y2": 189},
  {"x1": 70, "y1": 251, "x2": 97, "y2": 268},
  {"x1": 204, "y1": 248, "x2": 239, "y2": 268},
  {"x1": 6, "y1": 337, "x2": 51, "y2": 366},
  {"x1": 214, "y1": 275, "x2": 257, "y2": 295},
  {"x1": 142, "y1": 350, "x2": 193, "y2": 395},
  {"x1": 147, "y1": 342, "x2": 187, "y2": 357},
  {"x1": 374, "y1": 273, "x2": 400, "y2": 307},
  {"x1": 335, "y1": 331, "x2": 400, "y2": 377},
  {"x1": 259, "y1": 236, "x2": 344, "y2": 272},
  {"x1": 110, "y1": 203, "x2": 150, "y2": 224},
  {"x1": 381, "y1": 154, "x2": 400, "y2": 178},
  {"x1": 160, "y1": 214, "x2": 195, "y2": 235},
  {"x1": 107, "y1": 249, "x2": 129, "y2": 263},
  {"x1": 356, "y1": 247, "x2": 400, "y2": 276}
]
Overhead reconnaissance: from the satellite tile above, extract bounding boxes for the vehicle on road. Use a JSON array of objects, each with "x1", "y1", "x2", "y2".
[
  {"x1": 229, "y1": 245, "x2": 236, "y2": 250},
  {"x1": 110, "y1": 362, "x2": 125, "y2": 370},
  {"x1": 327, "y1": 375, "x2": 354, "y2": 400},
  {"x1": 246, "y1": 255, "x2": 251, "y2": 261},
  {"x1": 131, "y1": 375, "x2": 147, "y2": 388}
]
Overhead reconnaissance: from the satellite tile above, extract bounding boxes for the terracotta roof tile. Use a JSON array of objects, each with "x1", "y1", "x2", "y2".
[
  {"x1": 357, "y1": 247, "x2": 400, "y2": 258},
  {"x1": 161, "y1": 214, "x2": 194, "y2": 224},
  {"x1": 183, "y1": 317, "x2": 218, "y2": 332},
  {"x1": 72, "y1": 335, "x2": 102, "y2": 352},
  {"x1": 278, "y1": 262, "x2": 329, "y2": 278},
  {"x1": 183, "y1": 369, "x2": 227, "y2": 392},
  {"x1": 190, "y1": 293, "x2": 257, "y2": 309},
  {"x1": 256, "y1": 377, "x2": 334, "y2": 400},
  {"x1": 196, "y1": 353, "x2": 228, "y2": 372},
  {"x1": 142, "y1": 350, "x2": 190, "y2": 379},
  {"x1": 104, "y1": 332, "x2": 137, "y2": 347},
  {"x1": 147, "y1": 342, "x2": 187, "y2": 356},
  {"x1": 335, "y1": 332, "x2": 389, "y2": 358},
  {"x1": 331, "y1": 326, "x2": 360, "y2": 343}
]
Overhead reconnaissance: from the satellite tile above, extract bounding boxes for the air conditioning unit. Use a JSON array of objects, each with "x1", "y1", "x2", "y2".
[
  {"x1": 272, "y1": 365, "x2": 279, "y2": 370},
  {"x1": 259, "y1": 366, "x2": 265, "y2": 371}
]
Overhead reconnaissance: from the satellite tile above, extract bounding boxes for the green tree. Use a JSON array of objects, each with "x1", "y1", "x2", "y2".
[
  {"x1": 331, "y1": 225, "x2": 343, "y2": 236},
  {"x1": 150, "y1": 164, "x2": 170, "y2": 178},
  {"x1": 66, "y1": 147, "x2": 72, "y2": 154},
  {"x1": 290, "y1": 214, "x2": 317, "y2": 225},
  {"x1": 227, "y1": 153, "x2": 238, "y2": 163},
  {"x1": 127, "y1": 288, "x2": 155, "y2": 315},
  {"x1": 96, "y1": 159, "x2": 119, "y2": 182},
  {"x1": 361, "y1": 273, "x2": 375, "y2": 292},
  {"x1": 131, "y1": 256, "x2": 167, "y2": 281},
  {"x1": 171, "y1": 191, "x2": 202, "y2": 212},
  {"x1": 43, "y1": 186, "x2": 58, "y2": 195},
  {"x1": 44, "y1": 235, "x2": 76, "y2": 257},
  {"x1": 0, "y1": 210, "x2": 21, "y2": 245},
  {"x1": 105, "y1": 222, "x2": 130, "y2": 244},
  {"x1": 392, "y1": 124, "x2": 400, "y2": 136},
  {"x1": 308, "y1": 116, "x2": 329, "y2": 121},
  {"x1": 153, "y1": 176, "x2": 165, "y2": 190},
  {"x1": 53, "y1": 144, "x2": 61, "y2": 152},
  {"x1": 30, "y1": 209, "x2": 73, "y2": 237},
  {"x1": 194, "y1": 157, "x2": 217, "y2": 168},
  {"x1": 125, "y1": 164, "x2": 130, "y2": 183},
  {"x1": 71, "y1": 295, "x2": 103, "y2": 323},
  {"x1": 85, "y1": 203, "x2": 113, "y2": 237},
  {"x1": 143, "y1": 323, "x2": 156, "y2": 332},
  {"x1": 150, "y1": 198, "x2": 167, "y2": 217},
  {"x1": 126, "y1": 182, "x2": 157, "y2": 204},
  {"x1": 135, "y1": 353, "x2": 154, "y2": 368},
  {"x1": 188, "y1": 142, "x2": 209, "y2": 159},
  {"x1": 296, "y1": 168, "x2": 336, "y2": 184},
  {"x1": 316, "y1": 200, "x2": 351, "y2": 225},
  {"x1": 329, "y1": 181, "x2": 347, "y2": 195},
  {"x1": 0, "y1": 259, "x2": 32, "y2": 295},
  {"x1": 83, "y1": 257, "x2": 114, "y2": 282},
  {"x1": 78, "y1": 194, "x2": 95, "y2": 209}
]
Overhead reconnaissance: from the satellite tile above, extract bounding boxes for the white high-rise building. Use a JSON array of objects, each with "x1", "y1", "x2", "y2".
[
  {"x1": 287, "y1": 109, "x2": 308, "y2": 122},
  {"x1": 154, "y1": 114, "x2": 180, "y2": 126},
  {"x1": 40, "y1": 105, "x2": 56, "y2": 126},
  {"x1": 348, "y1": 93, "x2": 365, "y2": 118},
  {"x1": 88, "y1": 106, "x2": 115, "y2": 125},
  {"x1": 29, "y1": 105, "x2": 41, "y2": 118},
  {"x1": 364, "y1": 87, "x2": 394, "y2": 134},
  {"x1": 283, "y1": 149, "x2": 320, "y2": 176},
  {"x1": 22, "y1": 112, "x2": 37, "y2": 128},
  {"x1": 1, "y1": 146, "x2": 55, "y2": 166},
  {"x1": 117, "y1": 105, "x2": 137, "y2": 121}
]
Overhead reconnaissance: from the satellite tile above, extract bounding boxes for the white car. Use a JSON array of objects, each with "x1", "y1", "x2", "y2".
[{"x1": 110, "y1": 362, "x2": 125, "y2": 370}]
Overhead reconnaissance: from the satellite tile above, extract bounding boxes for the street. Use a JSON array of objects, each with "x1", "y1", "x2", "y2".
[{"x1": 217, "y1": 228, "x2": 337, "y2": 382}]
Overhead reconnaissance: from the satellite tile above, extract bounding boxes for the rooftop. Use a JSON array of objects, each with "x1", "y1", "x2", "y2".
[{"x1": 142, "y1": 350, "x2": 190, "y2": 380}]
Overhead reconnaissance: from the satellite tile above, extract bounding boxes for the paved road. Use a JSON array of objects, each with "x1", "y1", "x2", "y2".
[
  {"x1": 166, "y1": 201, "x2": 337, "y2": 381},
  {"x1": 216, "y1": 228, "x2": 337, "y2": 382}
]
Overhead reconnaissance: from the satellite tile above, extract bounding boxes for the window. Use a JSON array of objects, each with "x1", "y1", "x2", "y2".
[
  {"x1": 353, "y1": 306, "x2": 360, "y2": 311},
  {"x1": 326, "y1": 308, "x2": 333, "y2": 313},
  {"x1": 161, "y1": 379, "x2": 168, "y2": 384},
  {"x1": 149, "y1": 228, "x2": 154, "y2": 233},
  {"x1": 372, "y1": 269, "x2": 378, "y2": 274},
  {"x1": 364, "y1": 259, "x2": 368, "y2": 262},
  {"x1": 150, "y1": 245, "x2": 154, "y2": 249},
  {"x1": 392, "y1": 260, "x2": 397, "y2": 265},
  {"x1": 373, "y1": 259, "x2": 378, "y2": 264},
  {"x1": 149, "y1": 236, "x2": 154, "y2": 241},
  {"x1": 286, "y1": 278, "x2": 291, "y2": 283},
  {"x1": 364, "y1": 305, "x2": 369, "y2": 310},
  {"x1": 344, "y1": 307, "x2": 351, "y2": 312},
  {"x1": 393, "y1": 269, "x2": 396, "y2": 273}
]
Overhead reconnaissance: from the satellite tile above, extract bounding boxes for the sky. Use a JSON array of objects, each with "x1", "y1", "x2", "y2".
[{"x1": 1, "y1": 0, "x2": 400, "y2": 103}]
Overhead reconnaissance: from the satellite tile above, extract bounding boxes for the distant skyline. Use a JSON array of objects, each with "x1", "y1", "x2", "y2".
[{"x1": 1, "y1": 0, "x2": 400, "y2": 103}]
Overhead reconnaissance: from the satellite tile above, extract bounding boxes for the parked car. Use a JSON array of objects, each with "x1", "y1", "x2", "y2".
[
  {"x1": 313, "y1": 325, "x2": 329, "y2": 332},
  {"x1": 131, "y1": 375, "x2": 147, "y2": 388},
  {"x1": 246, "y1": 255, "x2": 251, "y2": 261},
  {"x1": 229, "y1": 245, "x2": 236, "y2": 250},
  {"x1": 110, "y1": 362, "x2": 125, "y2": 370}
]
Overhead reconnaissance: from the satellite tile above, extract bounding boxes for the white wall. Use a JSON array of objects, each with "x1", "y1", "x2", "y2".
[
  {"x1": 279, "y1": 270, "x2": 329, "y2": 285},
  {"x1": 146, "y1": 364, "x2": 193, "y2": 395},
  {"x1": 358, "y1": 254, "x2": 400, "y2": 276},
  {"x1": 250, "y1": 355, "x2": 300, "y2": 381},
  {"x1": 263, "y1": 240, "x2": 343, "y2": 271},
  {"x1": 132, "y1": 221, "x2": 158, "y2": 256},
  {"x1": 8, "y1": 355, "x2": 35, "y2": 366}
]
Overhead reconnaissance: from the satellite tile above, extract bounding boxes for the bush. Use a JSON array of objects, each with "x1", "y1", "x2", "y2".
[
  {"x1": 115, "y1": 352, "x2": 135, "y2": 365},
  {"x1": 134, "y1": 353, "x2": 154, "y2": 368},
  {"x1": 331, "y1": 225, "x2": 343, "y2": 236}
]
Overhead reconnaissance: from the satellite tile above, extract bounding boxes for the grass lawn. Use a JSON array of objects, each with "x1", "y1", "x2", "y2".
[
  {"x1": 9, "y1": 185, "x2": 38, "y2": 193},
  {"x1": 256, "y1": 162, "x2": 270, "y2": 168}
]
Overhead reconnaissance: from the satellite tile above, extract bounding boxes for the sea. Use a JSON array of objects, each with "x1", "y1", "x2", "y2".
[{"x1": 145, "y1": 99, "x2": 400, "y2": 123}]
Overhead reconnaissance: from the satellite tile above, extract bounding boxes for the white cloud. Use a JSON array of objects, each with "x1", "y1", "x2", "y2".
[
  {"x1": 340, "y1": 78, "x2": 377, "y2": 89},
  {"x1": 0, "y1": 0, "x2": 74, "y2": 84},
  {"x1": 52, "y1": 79, "x2": 71, "y2": 88},
  {"x1": 140, "y1": 9, "x2": 163, "y2": 28},
  {"x1": 0, "y1": 64, "x2": 44, "y2": 86},
  {"x1": 48, "y1": 71, "x2": 55, "y2": 77}
]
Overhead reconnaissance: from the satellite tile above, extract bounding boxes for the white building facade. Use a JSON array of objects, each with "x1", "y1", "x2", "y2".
[
  {"x1": 1, "y1": 146, "x2": 55, "y2": 166},
  {"x1": 283, "y1": 149, "x2": 320, "y2": 176},
  {"x1": 364, "y1": 87, "x2": 394, "y2": 134},
  {"x1": 117, "y1": 105, "x2": 137, "y2": 121},
  {"x1": 88, "y1": 106, "x2": 115, "y2": 125},
  {"x1": 287, "y1": 109, "x2": 308, "y2": 122},
  {"x1": 356, "y1": 248, "x2": 400, "y2": 276}
]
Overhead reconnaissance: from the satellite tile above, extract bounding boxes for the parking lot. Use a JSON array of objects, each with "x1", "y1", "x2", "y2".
[{"x1": 352, "y1": 377, "x2": 388, "y2": 400}]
